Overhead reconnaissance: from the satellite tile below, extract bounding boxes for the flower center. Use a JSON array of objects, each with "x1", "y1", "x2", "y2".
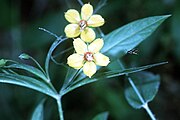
[
  {"x1": 84, "y1": 52, "x2": 94, "y2": 62},
  {"x1": 79, "y1": 20, "x2": 88, "y2": 30}
]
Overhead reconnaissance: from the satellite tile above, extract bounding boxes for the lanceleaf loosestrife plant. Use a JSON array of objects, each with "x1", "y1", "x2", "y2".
[{"x1": 0, "y1": 1, "x2": 170, "y2": 120}]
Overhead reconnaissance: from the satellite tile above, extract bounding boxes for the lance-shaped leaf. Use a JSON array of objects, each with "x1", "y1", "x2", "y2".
[
  {"x1": 0, "y1": 73, "x2": 57, "y2": 98},
  {"x1": 31, "y1": 99, "x2": 45, "y2": 120},
  {"x1": 5, "y1": 63, "x2": 48, "y2": 81},
  {"x1": 61, "y1": 62, "x2": 167, "y2": 95},
  {"x1": 102, "y1": 15, "x2": 170, "y2": 60},
  {"x1": 125, "y1": 71, "x2": 160, "y2": 109}
]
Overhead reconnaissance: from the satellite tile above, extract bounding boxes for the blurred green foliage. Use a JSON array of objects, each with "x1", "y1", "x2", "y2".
[{"x1": 0, "y1": 0, "x2": 180, "y2": 120}]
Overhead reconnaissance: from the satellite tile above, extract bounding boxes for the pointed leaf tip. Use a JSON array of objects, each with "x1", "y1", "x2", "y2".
[
  {"x1": 92, "y1": 111, "x2": 109, "y2": 120},
  {"x1": 163, "y1": 14, "x2": 171, "y2": 18},
  {"x1": 102, "y1": 15, "x2": 171, "y2": 61},
  {"x1": 31, "y1": 99, "x2": 45, "y2": 120}
]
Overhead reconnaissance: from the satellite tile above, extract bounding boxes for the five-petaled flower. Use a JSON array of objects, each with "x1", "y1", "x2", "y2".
[
  {"x1": 64, "y1": 3, "x2": 105, "y2": 42},
  {"x1": 67, "y1": 38, "x2": 110, "y2": 78}
]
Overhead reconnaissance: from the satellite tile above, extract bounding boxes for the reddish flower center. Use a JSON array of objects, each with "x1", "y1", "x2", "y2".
[
  {"x1": 79, "y1": 20, "x2": 88, "y2": 30},
  {"x1": 84, "y1": 52, "x2": 94, "y2": 62}
]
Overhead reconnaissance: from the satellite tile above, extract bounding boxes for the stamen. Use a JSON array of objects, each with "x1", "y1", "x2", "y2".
[
  {"x1": 84, "y1": 52, "x2": 94, "y2": 62},
  {"x1": 79, "y1": 20, "x2": 88, "y2": 30}
]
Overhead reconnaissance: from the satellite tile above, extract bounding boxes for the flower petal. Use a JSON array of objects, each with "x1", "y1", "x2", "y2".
[
  {"x1": 65, "y1": 9, "x2": 80, "y2": 23},
  {"x1": 88, "y1": 15, "x2": 105, "y2": 27},
  {"x1": 67, "y1": 54, "x2": 84, "y2": 69},
  {"x1": 73, "y1": 38, "x2": 87, "y2": 54},
  {"x1": 88, "y1": 38, "x2": 104, "y2": 53},
  {"x1": 80, "y1": 28, "x2": 95, "y2": 42},
  {"x1": 94, "y1": 53, "x2": 110, "y2": 66},
  {"x1": 64, "y1": 24, "x2": 80, "y2": 38},
  {"x1": 83, "y1": 62, "x2": 96, "y2": 78},
  {"x1": 81, "y1": 3, "x2": 93, "y2": 20}
]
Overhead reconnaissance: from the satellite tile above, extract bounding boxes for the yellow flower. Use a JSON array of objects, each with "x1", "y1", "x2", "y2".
[
  {"x1": 67, "y1": 38, "x2": 110, "y2": 78},
  {"x1": 64, "y1": 3, "x2": 105, "y2": 42}
]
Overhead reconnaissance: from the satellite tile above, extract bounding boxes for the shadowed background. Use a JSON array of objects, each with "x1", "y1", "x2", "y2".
[{"x1": 0, "y1": 0, "x2": 180, "y2": 120}]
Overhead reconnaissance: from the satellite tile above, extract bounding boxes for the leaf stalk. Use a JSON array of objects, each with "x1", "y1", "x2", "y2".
[{"x1": 56, "y1": 95, "x2": 64, "y2": 120}]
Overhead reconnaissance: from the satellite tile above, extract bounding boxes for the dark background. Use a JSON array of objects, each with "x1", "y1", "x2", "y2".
[{"x1": 0, "y1": 0, "x2": 180, "y2": 120}]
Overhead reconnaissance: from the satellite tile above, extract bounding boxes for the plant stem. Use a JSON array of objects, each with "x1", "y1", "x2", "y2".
[
  {"x1": 77, "y1": 0, "x2": 83, "y2": 6},
  {"x1": 143, "y1": 103, "x2": 156, "y2": 120},
  {"x1": 39, "y1": 27, "x2": 59, "y2": 39},
  {"x1": 127, "y1": 77, "x2": 145, "y2": 103},
  {"x1": 128, "y1": 77, "x2": 156, "y2": 120},
  {"x1": 57, "y1": 96, "x2": 64, "y2": 120},
  {"x1": 97, "y1": 27, "x2": 105, "y2": 37},
  {"x1": 118, "y1": 60, "x2": 156, "y2": 120},
  {"x1": 129, "y1": 77, "x2": 156, "y2": 120},
  {"x1": 29, "y1": 56, "x2": 47, "y2": 75}
]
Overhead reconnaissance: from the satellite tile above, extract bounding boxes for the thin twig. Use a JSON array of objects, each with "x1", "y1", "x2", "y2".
[
  {"x1": 77, "y1": 0, "x2": 84, "y2": 6},
  {"x1": 52, "y1": 47, "x2": 73, "y2": 59},
  {"x1": 94, "y1": 0, "x2": 107, "y2": 13},
  {"x1": 29, "y1": 56, "x2": 47, "y2": 76},
  {"x1": 118, "y1": 60, "x2": 156, "y2": 120},
  {"x1": 143, "y1": 103, "x2": 156, "y2": 120},
  {"x1": 61, "y1": 69, "x2": 82, "y2": 93},
  {"x1": 39, "y1": 27, "x2": 59, "y2": 39},
  {"x1": 97, "y1": 27, "x2": 105, "y2": 37},
  {"x1": 50, "y1": 56, "x2": 68, "y2": 68},
  {"x1": 56, "y1": 96, "x2": 64, "y2": 120},
  {"x1": 127, "y1": 77, "x2": 145, "y2": 104}
]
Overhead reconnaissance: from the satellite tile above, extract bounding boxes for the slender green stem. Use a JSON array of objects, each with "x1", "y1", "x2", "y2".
[
  {"x1": 94, "y1": 0, "x2": 107, "y2": 13},
  {"x1": 127, "y1": 77, "x2": 145, "y2": 103},
  {"x1": 39, "y1": 27, "x2": 59, "y2": 39},
  {"x1": 128, "y1": 75, "x2": 156, "y2": 120},
  {"x1": 52, "y1": 47, "x2": 73, "y2": 59},
  {"x1": 45, "y1": 37, "x2": 67, "y2": 82},
  {"x1": 118, "y1": 60, "x2": 156, "y2": 120},
  {"x1": 128, "y1": 77, "x2": 156, "y2": 120},
  {"x1": 77, "y1": 0, "x2": 83, "y2": 6},
  {"x1": 143, "y1": 103, "x2": 156, "y2": 120},
  {"x1": 57, "y1": 96, "x2": 64, "y2": 120},
  {"x1": 29, "y1": 56, "x2": 46, "y2": 75},
  {"x1": 60, "y1": 69, "x2": 82, "y2": 93},
  {"x1": 97, "y1": 27, "x2": 105, "y2": 37}
]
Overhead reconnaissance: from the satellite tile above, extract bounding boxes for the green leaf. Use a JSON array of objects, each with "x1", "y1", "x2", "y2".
[
  {"x1": 61, "y1": 62, "x2": 167, "y2": 95},
  {"x1": 0, "y1": 59, "x2": 7, "y2": 67},
  {"x1": 60, "y1": 67, "x2": 78, "y2": 93},
  {"x1": 31, "y1": 99, "x2": 45, "y2": 120},
  {"x1": 19, "y1": 53, "x2": 47, "y2": 78},
  {"x1": 5, "y1": 63, "x2": 48, "y2": 81},
  {"x1": 124, "y1": 71, "x2": 160, "y2": 109},
  {"x1": 102, "y1": 15, "x2": 170, "y2": 60},
  {"x1": 0, "y1": 73, "x2": 57, "y2": 98},
  {"x1": 92, "y1": 112, "x2": 109, "y2": 120}
]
